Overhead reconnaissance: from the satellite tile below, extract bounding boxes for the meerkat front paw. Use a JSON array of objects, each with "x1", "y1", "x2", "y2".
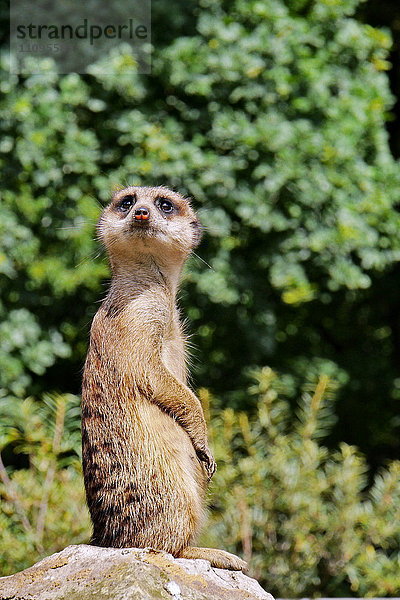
[{"x1": 196, "y1": 445, "x2": 216, "y2": 480}]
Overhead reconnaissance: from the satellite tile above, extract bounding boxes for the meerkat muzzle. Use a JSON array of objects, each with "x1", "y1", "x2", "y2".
[{"x1": 134, "y1": 207, "x2": 150, "y2": 221}]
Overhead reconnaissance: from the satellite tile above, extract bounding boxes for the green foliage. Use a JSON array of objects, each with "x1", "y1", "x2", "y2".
[
  {"x1": 0, "y1": 309, "x2": 70, "y2": 396},
  {"x1": 0, "y1": 394, "x2": 91, "y2": 575},
  {"x1": 1, "y1": 0, "x2": 400, "y2": 462},
  {"x1": 1, "y1": 0, "x2": 400, "y2": 590},
  {"x1": 1, "y1": 374, "x2": 399, "y2": 597},
  {"x1": 201, "y1": 369, "x2": 400, "y2": 597}
]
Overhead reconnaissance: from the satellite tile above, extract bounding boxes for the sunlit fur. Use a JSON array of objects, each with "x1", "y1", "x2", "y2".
[{"x1": 82, "y1": 186, "x2": 247, "y2": 571}]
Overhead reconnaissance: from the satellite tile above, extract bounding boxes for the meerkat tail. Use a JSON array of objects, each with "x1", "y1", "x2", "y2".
[{"x1": 177, "y1": 546, "x2": 248, "y2": 572}]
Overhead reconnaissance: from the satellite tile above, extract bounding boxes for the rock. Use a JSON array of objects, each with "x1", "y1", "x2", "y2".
[{"x1": 0, "y1": 544, "x2": 274, "y2": 600}]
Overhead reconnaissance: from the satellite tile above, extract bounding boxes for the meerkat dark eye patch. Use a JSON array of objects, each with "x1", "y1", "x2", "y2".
[
  {"x1": 155, "y1": 197, "x2": 175, "y2": 214},
  {"x1": 117, "y1": 195, "x2": 136, "y2": 212}
]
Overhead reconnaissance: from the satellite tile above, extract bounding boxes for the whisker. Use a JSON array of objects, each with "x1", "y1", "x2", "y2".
[
  {"x1": 56, "y1": 224, "x2": 97, "y2": 231},
  {"x1": 86, "y1": 194, "x2": 105, "y2": 210},
  {"x1": 74, "y1": 247, "x2": 106, "y2": 270},
  {"x1": 191, "y1": 251, "x2": 213, "y2": 270}
]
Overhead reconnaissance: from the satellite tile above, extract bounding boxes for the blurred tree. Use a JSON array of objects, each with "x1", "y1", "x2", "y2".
[
  {"x1": 361, "y1": 0, "x2": 400, "y2": 157},
  {"x1": 1, "y1": 0, "x2": 400, "y2": 471}
]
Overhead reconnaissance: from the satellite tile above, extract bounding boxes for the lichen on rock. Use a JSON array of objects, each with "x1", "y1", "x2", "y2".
[{"x1": 0, "y1": 544, "x2": 273, "y2": 600}]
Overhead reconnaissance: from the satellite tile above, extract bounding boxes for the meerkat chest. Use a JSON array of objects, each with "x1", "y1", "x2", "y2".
[{"x1": 161, "y1": 336, "x2": 187, "y2": 383}]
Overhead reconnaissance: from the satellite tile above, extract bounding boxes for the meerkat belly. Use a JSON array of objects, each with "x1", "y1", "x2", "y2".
[
  {"x1": 133, "y1": 399, "x2": 203, "y2": 486},
  {"x1": 84, "y1": 395, "x2": 205, "y2": 551}
]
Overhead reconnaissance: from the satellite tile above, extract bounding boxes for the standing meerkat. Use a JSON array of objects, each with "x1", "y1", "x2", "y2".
[{"x1": 81, "y1": 185, "x2": 246, "y2": 571}]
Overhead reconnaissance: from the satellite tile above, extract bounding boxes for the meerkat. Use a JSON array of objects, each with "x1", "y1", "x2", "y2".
[{"x1": 81, "y1": 185, "x2": 247, "y2": 571}]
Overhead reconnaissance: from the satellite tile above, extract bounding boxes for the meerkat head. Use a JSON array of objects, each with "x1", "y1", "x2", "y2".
[{"x1": 98, "y1": 186, "x2": 203, "y2": 266}]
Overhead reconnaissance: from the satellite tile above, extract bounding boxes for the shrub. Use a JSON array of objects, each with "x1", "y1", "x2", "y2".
[
  {"x1": 0, "y1": 393, "x2": 91, "y2": 575},
  {"x1": 1, "y1": 374, "x2": 399, "y2": 597},
  {"x1": 202, "y1": 369, "x2": 400, "y2": 596}
]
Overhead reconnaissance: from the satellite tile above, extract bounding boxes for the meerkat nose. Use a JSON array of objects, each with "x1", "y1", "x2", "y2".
[{"x1": 134, "y1": 207, "x2": 150, "y2": 221}]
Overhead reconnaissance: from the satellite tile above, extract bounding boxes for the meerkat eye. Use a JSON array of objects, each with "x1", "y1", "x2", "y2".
[
  {"x1": 118, "y1": 195, "x2": 136, "y2": 212},
  {"x1": 156, "y1": 198, "x2": 174, "y2": 214}
]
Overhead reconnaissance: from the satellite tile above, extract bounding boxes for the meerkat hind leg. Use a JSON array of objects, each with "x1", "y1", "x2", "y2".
[{"x1": 177, "y1": 546, "x2": 247, "y2": 571}]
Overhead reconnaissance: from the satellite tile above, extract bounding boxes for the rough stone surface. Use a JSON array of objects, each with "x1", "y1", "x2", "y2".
[{"x1": 0, "y1": 544, "x2": 274, "y2": 600}]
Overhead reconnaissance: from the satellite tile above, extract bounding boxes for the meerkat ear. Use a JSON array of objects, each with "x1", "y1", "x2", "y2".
[{"x1": 190, "y1": 219, "x2": 204, "y2": 248}]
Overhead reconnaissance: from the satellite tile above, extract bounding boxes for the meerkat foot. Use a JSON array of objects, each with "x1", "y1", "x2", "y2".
[{"x1": 177, "y1": 546, "x2": 247, "y2": 571}]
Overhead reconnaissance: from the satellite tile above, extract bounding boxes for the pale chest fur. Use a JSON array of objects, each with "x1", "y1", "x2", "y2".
[
  {"x1": 92, "y1": 291, "x2": 187, "y2": 384},
  {"x1": 161, "y1": 316, "x2": 188, "y2": 383}
]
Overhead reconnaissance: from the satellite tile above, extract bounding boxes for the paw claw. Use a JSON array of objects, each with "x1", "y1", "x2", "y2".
[{"x1": 196, "y1": 446, "x2": 216, "y2": 480}]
